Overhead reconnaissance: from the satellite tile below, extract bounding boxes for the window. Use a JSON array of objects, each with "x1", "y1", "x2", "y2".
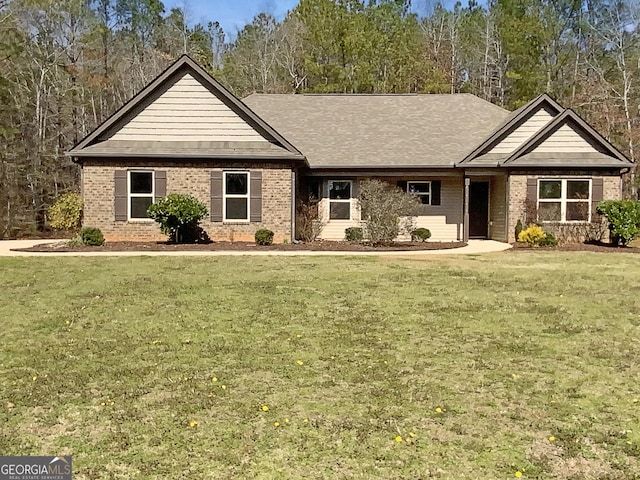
[
  {"x1": 407, "y1": 181, "x2": 431, "y2": 205},
  {"x1": 329, "y1": 180, "x2": 351, "y2": 220},
  {"x1": 538, "y1": 179, "x2": 591, "y2": 222},
  {"x1": 224, "y1": 172, "x2": 249, "y2": 221},
  {"x1": 128, "y1": 171, "x2": 154, "y2": 220}
]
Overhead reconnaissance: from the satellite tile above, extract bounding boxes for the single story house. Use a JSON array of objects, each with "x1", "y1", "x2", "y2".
[{"x1": 68, "y1": 55, "x2": 633, "y2": 243}]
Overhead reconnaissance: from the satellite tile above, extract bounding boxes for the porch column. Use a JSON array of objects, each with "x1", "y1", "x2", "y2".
[{"x1": 463, "y1": 177, "x2": 470, "y2": 242}]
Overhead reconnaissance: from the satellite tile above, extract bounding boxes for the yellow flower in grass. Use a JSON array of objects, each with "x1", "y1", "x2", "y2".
[
  {"x1": 284, "y1": 418, "x2": 289, "y2": 424},
  {"x1": 435, "y1": 407, "x2": 442, "y2": 414},
  {"x1": 549, "y1": 436, "x2": 555, "y2": 442},
  {"x1": 261, "y1": 405, "x2": 269, "y2": 412},
  {"x1": 274, "y1": 421, "x2": 280, "y2": 427},
  {"x1": 515, "y1": 471, "x2": 523, "y2": 478},
  {"x1": 221, "y1": 385, "x2": 226, "y2": 390},
  {"x1": 211, "y1": 377, "x2": 218, "y2": 383},
  {"x1": 395, "y1": 436, "x2": 403, "y2": 442},
  {"x1": 409, "y1": 432, "x2": 415, "y2": 438},
  {"x1": 296, "y1": 360, "x2": 304, "y2": 366},
  {"x1": 189, "y1": 420, "x2": 198, "y2": 428}
]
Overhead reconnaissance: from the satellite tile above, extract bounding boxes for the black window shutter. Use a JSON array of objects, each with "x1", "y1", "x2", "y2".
[
  {"x1": 431, "y1": 181, "x2": 441, "y2": 205},
  {"x1": 397, "y1": 180, "x2": 407, "y2": 192},
  {"x1": 154, "y1": 171, "x2": 166, "y2": 201},
  {"x1": 114, "y1": 170, "x2": 128, "y2": 221},
  {"x1": 210, "y1": 171, "x2": 223, "y2": 222},
  {"x1": 250, "y1": 170, "x2": 262, "y2": 223},
  {"x1": 592, "y1": 177, "x2": 603, "y2": 219}
]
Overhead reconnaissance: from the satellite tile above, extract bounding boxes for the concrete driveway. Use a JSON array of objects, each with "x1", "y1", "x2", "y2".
[{"x1": 0, "y1": 239, "x2": 512, "y2": 257}]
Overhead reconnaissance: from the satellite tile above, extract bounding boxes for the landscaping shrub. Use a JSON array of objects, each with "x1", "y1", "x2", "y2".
[
  {"x1": 358, "y1": 178, "x2": 422, "y2": 245},
  {"x1": 538, "y1": 232, "x2": 558, "y2": 247},
  {"x1": 255, "y1": 229, "x2": 274, "y2": 245},
  {"x1": 80, "y1": 227, "x2": 104, "y2": 246},
  {"x1": 597, "y1": 200, "x2": 640, "y2": 246},
  {"x1": 147, "y1": 194, "x2": 208, "y2": 243},
  {"x1": 48, "y1": 192, "x2": 83, "y2": 232},
  {"x1": 345, "y1": 227, "x2": 364, "y2": 242},
  {"x1": 296, "y1": 198, "x2": 324, "y2": 242},
  {"x1": 514, "y1": 219, "x2": 523, "y2": 241},
  {"x1": 517, "y1": 224, "x2": 547, "y2": 246},
  {"x1": 411, "y1": 227, "x2": 431, "y2": 242}
]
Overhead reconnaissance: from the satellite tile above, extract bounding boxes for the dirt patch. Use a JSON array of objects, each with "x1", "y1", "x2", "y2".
[
  {"x1": 15, "y1": 240, "x2": 467, "y2": 253},
  {"x1": 510, "y1": 241, "x2": 640, "y2": 254}
]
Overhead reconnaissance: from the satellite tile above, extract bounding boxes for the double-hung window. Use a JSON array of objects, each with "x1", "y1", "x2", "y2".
[
  {"x1": 328, "y1": 180, "x2": 352, "y2": 220},
  {"x1": 407, "y1": 181, "x2": 431, "y2": 205},
  {"x1": 538, "y1": 179, "x2": 591, "y2": 222},
  {"x1": 224, "y1": 172, "x2": 250, "y2": 221},
  {"x1": 128, "y1": 171, "x2": 154, "y2": 220}
]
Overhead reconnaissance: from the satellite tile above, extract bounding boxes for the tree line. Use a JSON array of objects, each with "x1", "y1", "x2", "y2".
[{"x1": 0, "y1": 0, "x2": 638, "y2": 236}]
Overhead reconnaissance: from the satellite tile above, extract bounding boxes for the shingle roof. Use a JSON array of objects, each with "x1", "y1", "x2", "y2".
[{"x1": 243, "y1": 93, "x2": 510, "y2": 168}]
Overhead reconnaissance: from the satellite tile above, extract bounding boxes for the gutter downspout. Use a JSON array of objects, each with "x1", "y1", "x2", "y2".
[{"x1": 464, "y1": 177, "x2": 470, "y2": 243}]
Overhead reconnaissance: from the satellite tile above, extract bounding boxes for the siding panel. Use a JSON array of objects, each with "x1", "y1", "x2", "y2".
[
  {"x1": 488, "y1": 110, "x2": 555, "y2": 155},
  {"x1": 111, "y1": 73, "x2": 268, "y2": 142},
  {"x1": 532, "y1": 124, "x2": 600, "y2": 153}
]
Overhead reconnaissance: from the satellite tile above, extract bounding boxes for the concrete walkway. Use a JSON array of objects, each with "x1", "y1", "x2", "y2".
[{"x1": 0, "y1": 239, "x2": 512, "y2": 257}]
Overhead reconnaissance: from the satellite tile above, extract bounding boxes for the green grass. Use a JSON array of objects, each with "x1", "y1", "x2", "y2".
[{"x1": 1, "y1": 252, "x2": 640, "y2": 479}]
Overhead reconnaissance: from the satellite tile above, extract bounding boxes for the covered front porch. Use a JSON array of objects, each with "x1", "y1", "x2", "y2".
[{"x1": 297, "y1": 170, "x2": 509, "y2": 243}]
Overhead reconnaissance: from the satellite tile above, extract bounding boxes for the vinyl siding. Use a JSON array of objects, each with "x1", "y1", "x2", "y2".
[
  {"x1": 318, "y1": 177, "x2": 463, "y2": 242},
  {"x1": 531, "y1": 124, "x2": 600, "y2": 153},
  {"x1": 489, "y1": 175, "x2": 508, "y2": 242},
  {"x1": 111, "y1": 73, "x2": 267, "y2": 142},
  {"x1": 488, "y1": 109, "x2": 555, "y2": 154}
]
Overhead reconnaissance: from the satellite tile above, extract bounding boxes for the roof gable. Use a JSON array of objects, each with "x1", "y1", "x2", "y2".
[
  {"x1": 459, "y1": 94, "x2": 562, "y2": 165},
  {"x1": 504, "y1": 108, "x2": 632, "y2": 166},
  {"x1": 69, "y1": 55, "x2": 304, "y2": 160}
]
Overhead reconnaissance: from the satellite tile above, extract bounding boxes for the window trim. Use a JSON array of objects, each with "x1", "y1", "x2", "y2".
[
  {"x1": 223, "y1": 171, "x2": 250, "y2": 223},
  {"x1": 128, "y1": 170, "x2": 155, "y2": 221},
  {"x1": 407, "y1": 180, "x2": 432, "y2": 205},
  {"x1": 328, "y1": 180, "x2": 352, "y2": 221},
  {"x1": 537, "y1": 178, "x2": 592, "y2": 223}
]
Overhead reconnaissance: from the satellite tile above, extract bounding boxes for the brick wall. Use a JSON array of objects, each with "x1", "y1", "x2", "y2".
[
  {"x1": 82, "y1": 159, "x2": 294, "y2": 243},
  {"x1": 507, "y1": 171, "x2": 623, "y2": 243}
]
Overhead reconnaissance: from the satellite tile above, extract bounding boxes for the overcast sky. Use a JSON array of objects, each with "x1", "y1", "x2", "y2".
[{"x1": 164, "y1": 0, "x2": 462, "y2": 39}]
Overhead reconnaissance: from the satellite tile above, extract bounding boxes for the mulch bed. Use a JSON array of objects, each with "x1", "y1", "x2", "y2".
[
  {"x1": 15, "y1": 240, "x2": 468, "y2": 253},
  {"x1": 509, "y1": 241, "x2": 640, "y2": 253}
]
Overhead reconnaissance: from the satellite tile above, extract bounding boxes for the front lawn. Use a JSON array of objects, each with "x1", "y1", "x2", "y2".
[{"x1": 1, "y1": 252, "x2": 639, "y2": 479}]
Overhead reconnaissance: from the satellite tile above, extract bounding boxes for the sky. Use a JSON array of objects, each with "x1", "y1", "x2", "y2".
[{"x1": 164, "y1": 0, "x2": 460, "y2": 40}]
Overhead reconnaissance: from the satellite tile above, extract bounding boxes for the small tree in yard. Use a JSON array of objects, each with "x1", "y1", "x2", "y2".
[
  {"x1": 147, "y1": 194, "x2": 208, "y2": 243},
  {"x1": 597, "y1": 200, "x2": 640, "y2": 246},
  {"x1": 358, "y1": 179, "x2": 422, "y2": 245}
]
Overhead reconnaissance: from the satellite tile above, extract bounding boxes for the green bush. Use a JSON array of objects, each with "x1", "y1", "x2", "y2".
[
  {"x1": 515, "y1": 219, "x2": 523, "y2": 241},
  {"x1": 538, "y1": 232, "x2": 558, "y2": 247},
  {"x1": 597, "y1": 200, "x2": 640, "y2": 246},
  {"x1": 48, "y1": 192, "x2": 83, "y2": 232},
  {"x1": 411, "y1": 227, "x2": 431, "y2": 242},
  {"x1": 345, "y1": 227, "x2": 363, "y2": 242},
  {"x1": 147, "y1": 194, "x2": 208, "y2": 243},
  {"x1": 80, "y1": 227, "x2": 104, "y2": 246},
  {"x1": 255, "y1": 229, "x2": 274, "y2": 245}
]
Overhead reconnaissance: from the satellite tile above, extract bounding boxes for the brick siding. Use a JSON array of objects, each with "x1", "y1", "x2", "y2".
[
  {"x1": 507, "y1": 171, "x2": 623, "y2": 243},
  {"x1": 82, "y1": 159, "x2": 293, "y2": 243}
]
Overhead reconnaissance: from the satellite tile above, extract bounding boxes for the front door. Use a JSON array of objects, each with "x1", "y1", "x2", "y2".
[{"x1": 469, "y1": 182, "x2": 489, "y2": 238}]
